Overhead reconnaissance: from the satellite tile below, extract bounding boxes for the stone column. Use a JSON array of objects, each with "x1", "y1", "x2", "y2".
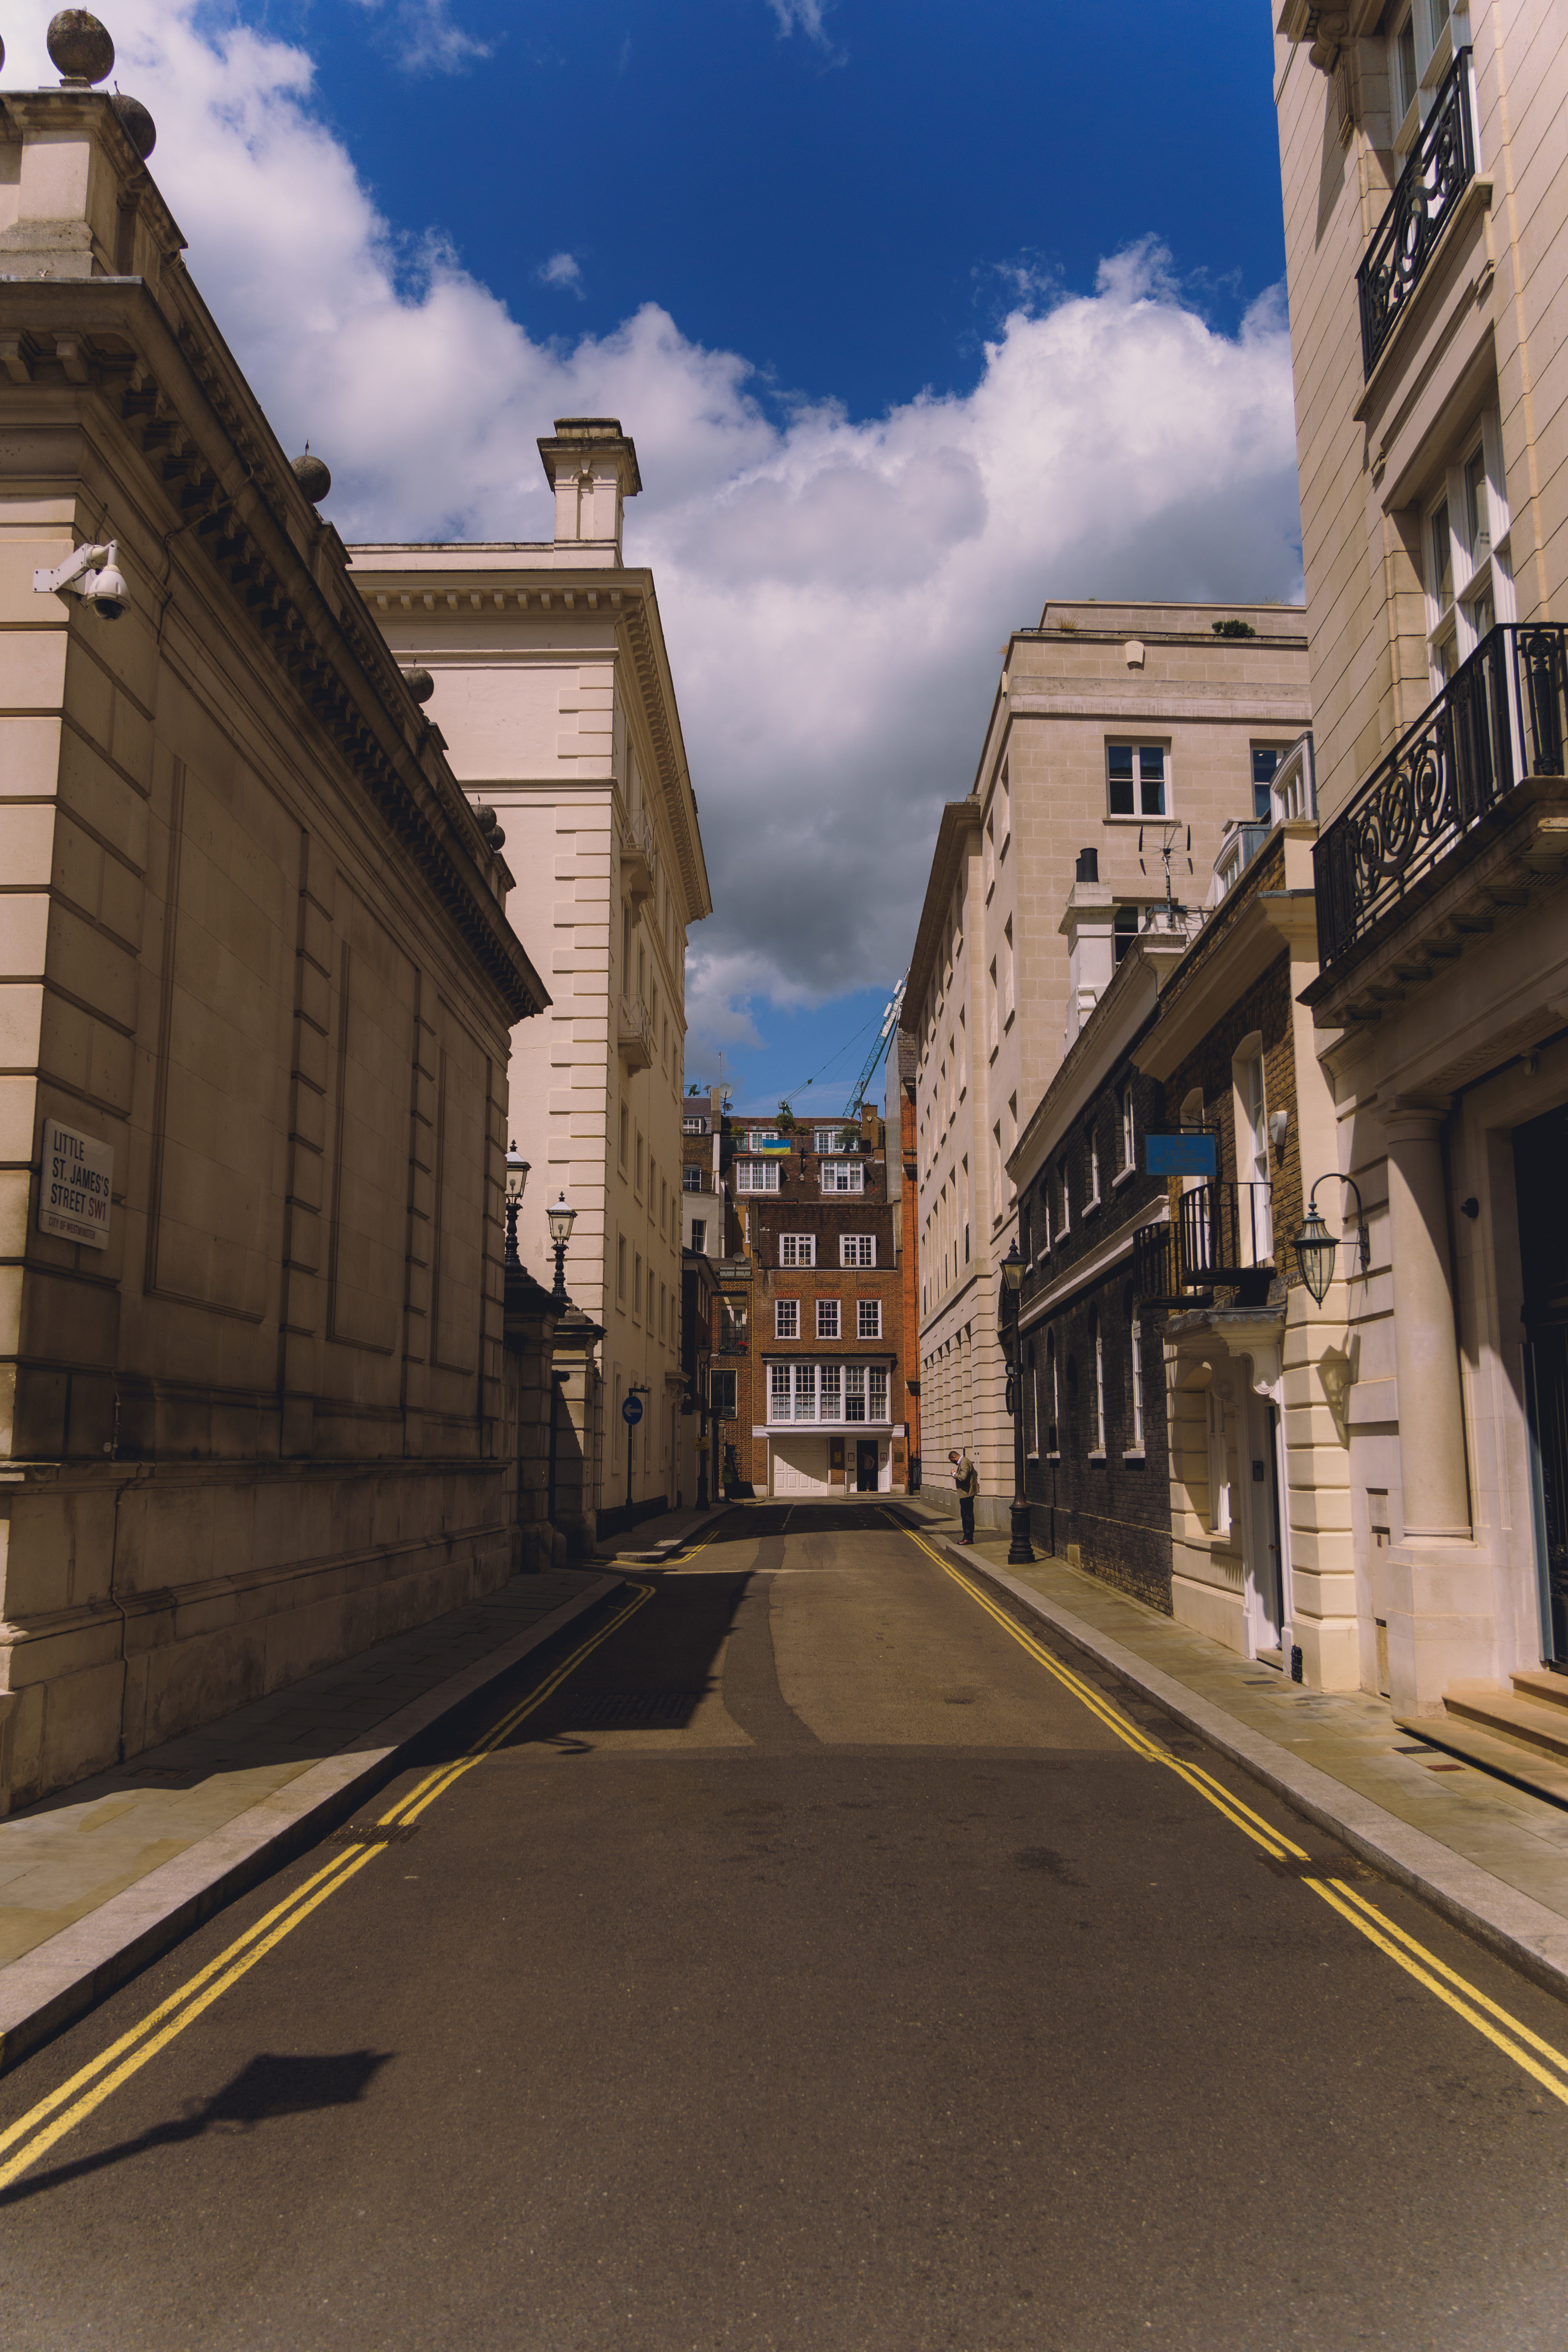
[{"x1": 1384, "y1": 1103, "x2": 1470, "y2": 1538}]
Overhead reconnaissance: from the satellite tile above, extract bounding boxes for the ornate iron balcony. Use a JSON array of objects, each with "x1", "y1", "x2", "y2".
[
  {"x1": 1314, "y1": 625, "x2": 1568, "y2": 973},
  {"x1": 1358, "y1": 49, "x2": 1475, "y2": 379}
]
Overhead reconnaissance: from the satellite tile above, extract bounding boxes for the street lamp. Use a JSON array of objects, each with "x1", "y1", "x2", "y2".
[
  {"x1": 546, "y1": 1190, "x2": 577, "y2": 1303},
  {"x1": 1000, "y1": 1239, "x2": 1035, "y2": 1566},
  {"x1": 1292, "y1": 1176, "x2": 1370, "y2": 1306},
  {"x1": 504, "y1": 1140, "x2": 529, "y2": 1267}
]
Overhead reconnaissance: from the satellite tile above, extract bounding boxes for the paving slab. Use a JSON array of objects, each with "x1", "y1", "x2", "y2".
[
  {"x1": 901, "y1": 1498, "x2": 1568, "y2": 2001},
  {"x1": 0, "y1": 1567, "x2": 623, "y2": 2073}
]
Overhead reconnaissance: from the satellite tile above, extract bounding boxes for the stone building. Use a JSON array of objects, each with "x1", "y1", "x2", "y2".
[
  {"x1": 905, "y1": 601, "x2": 1312, "y2": 1530},
  {"x1": 0, "y1": 64, "x2": 548, "y2": 1808},
  {"x1": 349, "y1": 428, "x2": 711, "y2": 1539},
  {"x1": 1272, "y1": 6, "x2": 1568, "y2": 1753}
]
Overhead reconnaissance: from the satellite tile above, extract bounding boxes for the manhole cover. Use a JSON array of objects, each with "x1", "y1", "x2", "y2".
[
  {"x1": 561, "y1": 1690, "x2": 708, "y2": 1728},
  {"x1": 330, "y1": 1822, "x2": 417, "y2": 1846},
  {"x1": 1263, "y1": 1853, "x2": 1376, "y2": 1882}
]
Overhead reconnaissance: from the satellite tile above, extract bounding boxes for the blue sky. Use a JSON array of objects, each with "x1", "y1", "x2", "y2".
[{"x1": 10, "y1": 0, "x2": 1302, "y2": 1115}]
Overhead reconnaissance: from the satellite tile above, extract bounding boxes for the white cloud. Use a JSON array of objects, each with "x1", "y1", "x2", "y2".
[
  {"x1": 2, "y1": 3, "x2": 1303, "y2": 1073},
  {"x1": 350, "y1": 0, "x2": 490, "y2": 75},
  {"x1": 765, "y1": 0, "x2": 836, "y2": 45},
  {"x1": 538, "y1": 250, "x2": 585, "y2": 297}
]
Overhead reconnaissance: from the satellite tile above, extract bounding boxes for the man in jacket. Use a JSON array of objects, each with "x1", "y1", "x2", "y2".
[{"x1": 949, "y1": 1447, "x2": 979, "y2": 1544}]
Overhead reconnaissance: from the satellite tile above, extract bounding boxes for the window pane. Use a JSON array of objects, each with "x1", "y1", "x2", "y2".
[
  {"x1": 818, "y1": 1363, "x2": 841, "y2": 1420},
  {"x1": 845, "y1": 1365, "x2": 866, "y2": 1423},
  {"x1": 1107, "y1": 744, "x2": 1134, "y2": 816},
  {"x1": 869, "y1": 1366, "x2": 888, "y2": 1421},
  {"x1": 1465, "y1": 450, "x2": 1487, "y2": 552},
  {"x1": 794, "y1": 1364, "x2": 817, "y2": 1421},
  {"x1": 1139, "y1": 747, "x2": 1165, "y2": 816},
  {"x1": 770, "y1": 1364, "x2": 790, "y2": 1419},
  {"x1": 1432, "y1": 500, "x2": 1453, "y2": 608}
]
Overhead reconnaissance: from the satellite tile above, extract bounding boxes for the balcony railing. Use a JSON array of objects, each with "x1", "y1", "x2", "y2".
[
  {"x1": 1358, "y1": 49, "x2": 1475, "y2": 379},
  {"x1": 1314, "y1": 624, "x2": 1568, "y2": 973},
  {"x1": 1132, "y1": 1183, "x2": 1274, "y2": 1307}
]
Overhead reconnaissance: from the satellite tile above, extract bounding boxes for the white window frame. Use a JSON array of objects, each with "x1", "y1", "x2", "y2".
[
  {"x1": 769, "y1": 1362, "x2": 791, "y2": 1422},
  {"x1": 775, "y1": 1298, "x2": 799, "y2": 1339},
  {"x1": 1119, "y1": 1081, "x2": 1136, "y2": 1174},
  {"x1": 817, "y1": 1298, "x2": 841, "y2": 1340},
  {"x1": 821, "y1": 1160, "x2": 865, "y2": 1194},
  {"x1": 711, "y1": 1367, "x2": 737, "y2": 1419},
  {"x1": 1087, "y1": 1124, "x2": 1101, "y2": 1207},
  {"x1": 844, "y1": 1363, "x2": 868, "y2": 1424},
  {"x1": 1129, "y1": 1308, "x2": 1145, "y2": 1454},
  {"x1": 1424, "y1": 411, "x2": 1515, "y2": 693},
  {"x1": 1091, "y1": 1314, "x2": 1106, "y2": 1456},
  {"x1": 682, "y1": 1164, "x2": 702, "y2": 1193},
  {"x1": 858, "y1": 1298, "x2": 882, "y2": 1340},
  {"x1": 779, "y1": 1233, "x2": 815, "y2": 1267},
  {"x1": 840, "y1": 1234, "x2": 876, "y2": 1267},
  {"x1": 814, "y1": 1126, "x2": 853, "y2": 1152},
  {"x1": 817, "y1": 1361, "x2": 842, "y2": 1420},
  {"x1": 1106, "y1": 741, "x2": 1169, "y2": 820},
  {"x1": 735, "y1": 1160, "x2": 780, "y2": 1193}
]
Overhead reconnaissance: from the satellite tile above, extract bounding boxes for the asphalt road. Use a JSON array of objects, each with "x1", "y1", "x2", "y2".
[{"x1": 4, "y1": 1503, "x2": 1568, "y2": 2351}]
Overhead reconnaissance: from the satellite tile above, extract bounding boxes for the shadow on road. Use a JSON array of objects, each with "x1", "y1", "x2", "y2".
[{"x1": 0, "y1": 2050, "x2": 394, "y2": 2209}]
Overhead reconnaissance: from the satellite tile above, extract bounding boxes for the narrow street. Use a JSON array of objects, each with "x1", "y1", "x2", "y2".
[{"x1": 2, "y1": 1504, "x2": 1566, "y2": 2351}]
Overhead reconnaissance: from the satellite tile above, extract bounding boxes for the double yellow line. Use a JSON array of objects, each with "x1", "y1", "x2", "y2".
[
  {"x1": 895, "y1": 1517, "x2": 1568, "y2": 2109},
  {"x1": 0, "y1": 1579, "x2": 655, "y2": 2195}
]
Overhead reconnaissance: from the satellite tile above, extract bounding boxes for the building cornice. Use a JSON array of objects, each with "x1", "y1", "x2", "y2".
[
  {"x1": 0, "y1": 272, "x2": 548, "y2": 1023},
  {"x1": 1007, "y1": 691, "x2": 1314, "y2": 724},
  {"x1": 1018, "y1": 1197, "x2": 1169, "y2": 1334},
  {"x1": 1133, "y1": 891, "x2": 1318, "y2": 1082}
]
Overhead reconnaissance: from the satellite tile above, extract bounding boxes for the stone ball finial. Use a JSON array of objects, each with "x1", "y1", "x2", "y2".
[
  {"x1": 292, "y1": 450, "x2": 331, "y2": 504},
  {"x1": 401, "y1": 666, "x2": 435, "y2": 704},
  {"x1": 110, "y1": 93, "x2": 156, "y2": 158},
  {"x1": 48, "y1": 11, "x2": 116, "y2": 84}
]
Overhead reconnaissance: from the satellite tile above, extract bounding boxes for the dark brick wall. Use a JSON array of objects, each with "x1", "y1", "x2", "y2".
[{"x1": 1014, "y1": 1056, "x2": 1174, "y2": 1612}]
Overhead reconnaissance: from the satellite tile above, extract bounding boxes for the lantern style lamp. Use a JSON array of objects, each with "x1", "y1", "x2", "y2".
[
  {"x1": 504, "y1": 1141, "x2": 529, "y2": 1267},
  {"x1": 1293, "y1": 1176, "x2": 1369, "y2": 1306},
  {"x1": 546, "y1": 1189, "x2": 577, "y2": 1302},
  {"x1": 1000, "y1": 1240, "x2": 1035, "y2": 1566}
]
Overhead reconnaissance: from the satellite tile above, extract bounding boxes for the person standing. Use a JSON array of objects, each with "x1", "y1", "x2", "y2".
[{"x1": 949, "y1": 1446, "x2": 979, "y2": 1545}]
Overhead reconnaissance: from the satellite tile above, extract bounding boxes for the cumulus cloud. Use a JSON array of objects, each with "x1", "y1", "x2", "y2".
[
  {"x1": 2, "y1": 3, "x2": 1302, "y2": 1076},
  {"x1": 538, "y1": 251, "x2": 585, "y2": 298},
  {"x1": 765, "y1": 0, "x2": 837, "y2": 48}
]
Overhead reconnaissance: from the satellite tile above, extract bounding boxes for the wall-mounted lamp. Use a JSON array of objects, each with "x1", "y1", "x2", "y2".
[
  {"x1": 546, "y1": 1189, "x2": 577, "y2": 1303},
  {"x1": 1268, "y1": 1110, "x2": 1289, "y2": 1153},
  {"x1": 504, "y1": 1141, "x2": 529, "y2": 1266},
  {"x1": 1294, "y1": 1175, "x2": 1371, "y2": 1305}
]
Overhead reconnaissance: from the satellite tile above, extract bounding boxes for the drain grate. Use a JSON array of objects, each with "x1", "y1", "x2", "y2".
[
  {"x1": 560, "y1": 1690, "x2": 708, "y2": 1728},
  {"x1": 1263, "y1": 1852, "x2": 1377, "y2": 1882},
  {"x1": 330, "y1": 1822, "x2": 417, "y2": 1846}
]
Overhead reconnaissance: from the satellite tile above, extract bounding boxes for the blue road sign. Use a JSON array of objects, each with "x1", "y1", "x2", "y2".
[
  {"x1": 622, "y1": 1394, "x2": 644, "y2": 1425},
  {"x1": 1144, "y1": 1132, "x2": 1218, "y2": 1179}
]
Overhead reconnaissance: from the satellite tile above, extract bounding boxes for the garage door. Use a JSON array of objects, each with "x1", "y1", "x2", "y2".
[{"x1": 772, "y1": 1436, "x2": 832, "y2": 1495}]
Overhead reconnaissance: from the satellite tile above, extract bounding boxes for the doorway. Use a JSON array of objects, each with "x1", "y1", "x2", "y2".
[
  {"x1": 1243, "y1": 1388, "x2": 1285, "y2": 1662},
  {"x1": 855, "y1": 1439, "x2": 879, "y2": 1493},
  {"x1": 1515, "y1": 1102, "x2": 1568, "y2": 1660}
]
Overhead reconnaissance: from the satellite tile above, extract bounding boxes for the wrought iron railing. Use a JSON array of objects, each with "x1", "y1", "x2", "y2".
[
  {"x1": 1133, "y1": 1182, "x2": 1274, "y2": 1305},
  {"x1": 1358, "y1": 49, "x2": 1475, "y2": 378},
  {"x1": 1315, "y1": 624, "x2": 1568, "y2": 973}
]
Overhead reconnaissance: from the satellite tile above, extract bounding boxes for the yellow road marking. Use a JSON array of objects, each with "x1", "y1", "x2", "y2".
[
  {"x1": 889, "y1": 1512, "x2": 1568, "y2": 2106},
  {"x1": 0, "y1": 1579, "x2": 655, "y2": 2194}
]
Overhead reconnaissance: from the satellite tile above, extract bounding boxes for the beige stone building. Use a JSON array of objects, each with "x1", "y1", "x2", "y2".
[
  {"x1": 905, "y1": 601, "x2": 1311, "y2": 1525},
  {"x1": 1271, "y1": 5, "x2": 1568, "y2": 1758},
  {"x1": 0, "y1": 74, "x2": 548, "y2": 1809},
  {"x1": 350, "y1": 433, "x2": 711, "y2": 1534}
]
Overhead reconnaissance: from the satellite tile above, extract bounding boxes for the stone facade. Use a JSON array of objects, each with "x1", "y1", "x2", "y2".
[
  {"x1": 1273, "y1": 3, "x2": 1568, "y2": 1713},
  {"x1": 349, "y1": 432, "x2": 711, "y2": 1537},
  {"x1": 0, "y1": 86, "x2": 548, "y2": 1809},
  {"x1": 907, "y1": 602, "x2": 1312, "y2": 1528}
]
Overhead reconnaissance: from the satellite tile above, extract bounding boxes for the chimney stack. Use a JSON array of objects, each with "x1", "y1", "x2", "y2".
[{"x1": 536, "y1": 417, "x2": 642, "y2": 568}]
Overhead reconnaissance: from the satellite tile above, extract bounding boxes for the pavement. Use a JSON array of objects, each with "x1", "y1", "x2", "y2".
[
  {"x1": 903, "y1": 1494, "x2": 1568, "y2": 2001},
  {"x1": 3, "y1": 1500, "x2": 1567, "y2": 2348},
  {"x1": 0, "y1": 1566, "x2": 627, "y2": 2073}
]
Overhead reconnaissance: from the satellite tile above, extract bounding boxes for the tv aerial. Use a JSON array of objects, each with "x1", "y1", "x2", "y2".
[{"x1": 1138, "y1": 822, "x2": 1192, "y2": 924}]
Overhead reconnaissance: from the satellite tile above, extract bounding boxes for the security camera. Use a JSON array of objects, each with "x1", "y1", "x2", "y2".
[
  {"x1": 33, "y1": 538, "x2": 130, "y2": 621},
  {"x1": 80, "y1": 559, "x2": 129, "y2": 620}
]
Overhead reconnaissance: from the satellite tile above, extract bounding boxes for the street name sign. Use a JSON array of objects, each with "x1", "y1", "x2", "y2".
[
  {"x1": 1144, "y1": 1132, "x2": 1218, "y2": 1179},
  {"x1": 38, "y1": 1118, "x2": 113, "y2": 1249}
]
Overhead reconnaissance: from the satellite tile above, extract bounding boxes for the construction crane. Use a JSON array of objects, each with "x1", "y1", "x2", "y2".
[{"x1": 844, "y1": 974, "x2": 907, "y2": 1118}]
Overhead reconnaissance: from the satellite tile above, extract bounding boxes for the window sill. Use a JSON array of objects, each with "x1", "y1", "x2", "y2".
[
  {"x1": 1112, "y1": 1163, "x2": 1136, "y2": 1191},
  {"x1": 1087, "y1": 1448, "x2": 1107, "y2": 1462},
  {"x1": 1123, "y1": 1447, "x2": 1146, "y2": 1462},
  {"x1": 1084, "y1": 1193, "x2": 1101, "y2": 1216},
  {"x1": 1102, "y1": 811, "x2": 1171, "y2": 826},
  {"x1": 1004, "y1": 1008, "x2": 1015, "y2": 1033}
]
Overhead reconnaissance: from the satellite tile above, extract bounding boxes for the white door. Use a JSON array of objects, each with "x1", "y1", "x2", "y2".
[{"x1": 772, "y1": 1436, "x2": 833, "y2": 1495}]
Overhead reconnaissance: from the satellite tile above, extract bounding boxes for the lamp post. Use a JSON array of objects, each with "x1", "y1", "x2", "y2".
[
  {"x1": 504, "y1": 1141, "x2": 529, "y2": 1267},
  {"x1": 1000, "y1": 1239, "x2": 1035, "y2": 1565},
  {"x1": 546, "y1": 1189, "x2": 577, "y2": 1303},
  {"x1": 1292, "y1": 1176, "x2": 1370, "y2": 1305}
]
